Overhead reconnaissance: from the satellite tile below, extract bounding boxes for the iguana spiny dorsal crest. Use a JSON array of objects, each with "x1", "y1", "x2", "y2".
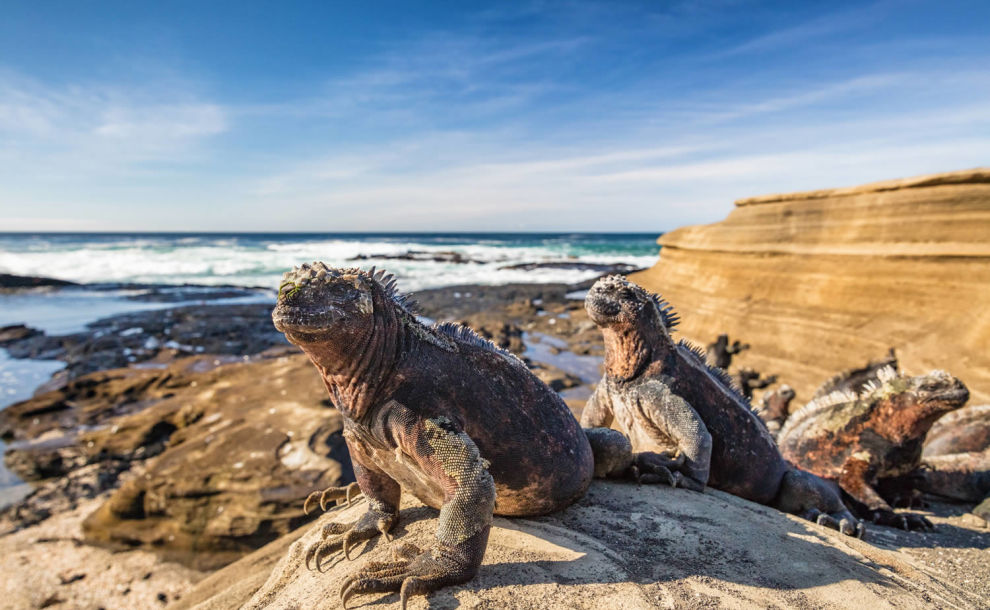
[
  {"x1": 273, "y1": 263, "x2": 638, "y2": 607},
  {"x1": 582, "y1": 275, "x2": 864, "y2": 537},
  {"x1": 778, "y1": 365, "x2": 968, "y2": 531}
]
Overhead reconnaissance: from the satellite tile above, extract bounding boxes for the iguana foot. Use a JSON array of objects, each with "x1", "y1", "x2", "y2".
[
  {"x1": 633, "y1": 453, "x2": 705, "y2": 492},
  {"x1": 340, "y1": 541, "x2": 477, "y2": 610},
  {"x1": 305, "y1": 508, "x2": 396, "y2": 571},
  {"x1": 802, "y1": 507, "x2": 866, "y2": 538},
  {"x1": 868, "y1": 509, "x2": 934, "y2": 531},
  {"x1": 303, "y1": 482, "x2": 361, "y2": 515}
]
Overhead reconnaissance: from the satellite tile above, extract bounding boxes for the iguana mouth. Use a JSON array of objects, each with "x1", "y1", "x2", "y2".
[
  {"x1": 923, "y1": 385, "x2": 969, "y2": 406},
  {"x1": 585, "y1": 293, "x2": 621, "y2": 324},
  {"x1": 271, "y1": 304, "x2": 343, "y2": 334}
]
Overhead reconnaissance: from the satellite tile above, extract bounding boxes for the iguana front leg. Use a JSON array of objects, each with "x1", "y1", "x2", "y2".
[
  {"x1": 639, "y1": 380, "x2": 711, "y2": 492},
  {"x1": 306, "y1": 453, "x2": 401, "y2": 570},
  {"x1": 839, "y1": 455, "x2": 932, "y2": 531},
  {"x1": 340, "y1": 415, "x2": 496, "y2": 609}
]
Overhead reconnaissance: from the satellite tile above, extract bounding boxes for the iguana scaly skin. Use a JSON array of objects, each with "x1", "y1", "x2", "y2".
[
  {"x1": 756, "y1": 384, "x2": 795, "y2": 439},
  {"x1": 581, "y1": 276, "x2": 863, "y2": 537},
  {"x1": 272, "y1": 263, "x2": 635, "y2": 608},
  {"x1": 915, "y1": 404, "x2": 990, "y2": 503},
  {"x1": 777, "y1": 366, "x2": 969, "y2": 530}
]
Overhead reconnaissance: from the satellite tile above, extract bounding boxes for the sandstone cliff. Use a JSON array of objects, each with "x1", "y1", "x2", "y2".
[{"x1": 631, "y1": 168, "x2": 990, "y2": 406}]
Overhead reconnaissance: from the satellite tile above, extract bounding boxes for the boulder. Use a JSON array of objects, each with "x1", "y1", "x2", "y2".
[{"x1": 175, "y1": 481, "x2": 988, "y2": 609}]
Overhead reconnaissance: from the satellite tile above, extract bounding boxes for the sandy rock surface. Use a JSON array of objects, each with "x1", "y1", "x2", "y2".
[
  {"x1": 1, "y1": 352, "x2": 353, "y2": 569},
  {"x1": 178, "y1": 481, "x2": 989, "y2": 610},
  {"x1": 631, "y1": 168, "x2": 990, "y2": 407},
  {"x1": 0, "y1": 496, "x2": 204, "y2": 609}
]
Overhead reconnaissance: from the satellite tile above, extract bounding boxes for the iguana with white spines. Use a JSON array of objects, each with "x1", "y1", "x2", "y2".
[{"x1": 777, "y1": 366, "x2": 969, "y2": 530}]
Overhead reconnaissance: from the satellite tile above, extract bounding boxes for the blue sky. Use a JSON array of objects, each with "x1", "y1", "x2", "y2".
[{"x1": 0, "y1": 1, "x2": 988, "y2": 232}]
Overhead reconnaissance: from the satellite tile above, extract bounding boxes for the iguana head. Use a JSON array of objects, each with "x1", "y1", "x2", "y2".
[
  {"x1": 585, "y1": 276, "x2": 679, "y2": 379},
  {"x1": 759, "y1": 384, "x2": 795, "y2": 423},
  {"x1": 864, "y1": 367, "x2": 969, "y2": 440},
  {"x1": 585, "y1": 275, "x2": 677, "y2": 333},
  {"x1": 272, "y1": 262, "x2": 378, "y2": 345}
]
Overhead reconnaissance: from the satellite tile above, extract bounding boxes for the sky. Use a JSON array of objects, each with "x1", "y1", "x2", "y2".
[{"x1": 0, "y1": 0, "x2": 988, "y2": 232}]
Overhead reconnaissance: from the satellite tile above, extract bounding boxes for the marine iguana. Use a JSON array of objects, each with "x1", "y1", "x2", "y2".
[
  {"x1": 272, "y1": 263, "x2": 642, "y2": 609},
  {"x1": 734, "y1": 368, "x2": 778, "y2": 401},
  {"x1": 705, "y1": 334, "x2": 749, "y2": 370},
  {"x1": 912, "y1": 404, "x2": 990, "y2": 504},
  {"x1": 756, "y1": 384, "x2": 795, "y2": 439},
  {"x1": 777, "y1": 366, "x2": 969, "y2": 530},
  {"x1": 581, "y1": 275, "x2": 864, "y2": 536}
]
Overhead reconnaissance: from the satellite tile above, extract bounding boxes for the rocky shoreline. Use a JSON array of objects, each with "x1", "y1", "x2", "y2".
[
  {"x1": 0, "y1": 271, "x2": 988, "y2": 608},
  {"x1": 0, "y1": 276, "x2": 610, "y2": 567}
]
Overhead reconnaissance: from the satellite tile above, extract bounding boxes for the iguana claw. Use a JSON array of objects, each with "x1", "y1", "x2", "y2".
[
  {"x1": 339, "y1": 542, "x2": 472, "y2": 610},
  {"x1": 303, "y1": 508, "x2": 396, "y2": 571},
  {"x1": 302, "y1": 482, "x2": 361, "y2": 515}
]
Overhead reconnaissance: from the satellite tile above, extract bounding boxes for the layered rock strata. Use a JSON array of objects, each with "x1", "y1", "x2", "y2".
[{"x1": 631, "y1": 168, "x2": 990, "y2": 405}]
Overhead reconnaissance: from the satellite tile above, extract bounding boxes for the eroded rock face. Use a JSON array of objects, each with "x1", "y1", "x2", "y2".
[
  {"x1": 631, "y1": 168, "x2": 990, "y2": 405},
  {"x1": 0, "y1": 353, "x2": 353, "y2": 569}
]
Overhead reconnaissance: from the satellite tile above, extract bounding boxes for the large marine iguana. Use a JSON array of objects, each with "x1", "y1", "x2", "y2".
[
  {"x1": 272, "y1": 263, "x2": 642, "y2": 609},
  {"x1": 777, "y1": 366, "x2": 969, "y2": 530},
  {"x1": 581, "y1": 275, "x2": 863, "y2": 536}
]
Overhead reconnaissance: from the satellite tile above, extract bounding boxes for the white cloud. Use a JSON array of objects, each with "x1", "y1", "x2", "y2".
[{"x1": 0, "y1": 71, "x2": 228, "y2": 174}]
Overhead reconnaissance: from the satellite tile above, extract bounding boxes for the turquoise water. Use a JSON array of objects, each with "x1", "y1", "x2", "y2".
[{"x1": 0, "y1": 232, "x2": 660, "y2": 291}]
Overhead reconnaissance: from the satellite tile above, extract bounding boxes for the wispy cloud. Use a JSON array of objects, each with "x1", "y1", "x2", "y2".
[
  {"x1": 0, "y1": 1, "x2": 987, "y2": 231},
  {"x1": 0, "y1": 71, "x2": 226, "y2": 169}
]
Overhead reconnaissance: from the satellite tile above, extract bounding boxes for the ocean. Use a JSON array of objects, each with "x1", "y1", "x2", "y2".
[{"x1": 0, "y1": 232, "x2": 660, "y2": 292}]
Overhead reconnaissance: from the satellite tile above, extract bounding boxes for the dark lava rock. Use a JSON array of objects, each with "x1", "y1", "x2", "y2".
[
  {"x1": 498, "y1": 262, "x2": 641, "y2": 273},
  {"x1": 349, "y1": 250, "x2": 480, "y2": 264},
  {"x1": 1, "y1": 303, "x2": 289, "y2": 385},
  {"x1": 0, "y1": 274, "x2": 78, "y2": 289}
]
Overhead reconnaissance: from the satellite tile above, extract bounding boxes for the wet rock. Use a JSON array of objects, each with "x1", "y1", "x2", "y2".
[
  {"x1": 349, "y1": 250, "x2": 480, "y2": 264},
  {"x1": 499, "y1": 261, "x2": 641, "y2": 273},
  {"x1": 0, "y1": 324, "x2": 42, "y2": 344},
  {"x1": 0, "y1": 304, "x2": 289, "y2": 384},
  {"x1": 0, "y1": 274, "x2": 78, "y2": 289},
  {"x1": 0, "y1": 461, "x2": 128, "y2": 533}
]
